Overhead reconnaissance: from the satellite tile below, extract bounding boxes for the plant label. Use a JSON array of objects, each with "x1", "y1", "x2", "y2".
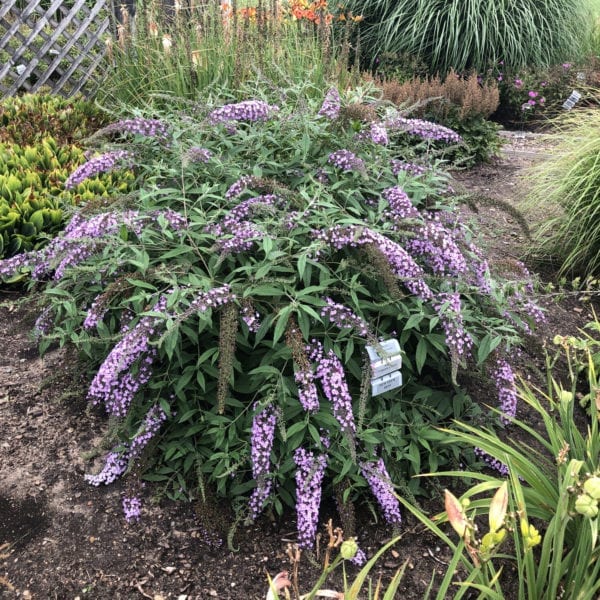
[
  {"x1": 366, "y1": 339, "x2": 402, "y2": 379},
  {"x1": 562, "y1": 90, "x2": 581, "y2": 110},
  {"x1": 371, "y1": 370, "x2": 403, "y2": 396}
]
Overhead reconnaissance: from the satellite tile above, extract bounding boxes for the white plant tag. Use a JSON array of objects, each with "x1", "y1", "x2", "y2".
[
  {"x1": 562, "y1": 90, "x2": 581, "y2": 110},
  {"x1": 365, "y1": 339, "x2": 402, "y2": 379},
  {"x1": 371, "y1": 370, "x2": 403, "y2": 396}
]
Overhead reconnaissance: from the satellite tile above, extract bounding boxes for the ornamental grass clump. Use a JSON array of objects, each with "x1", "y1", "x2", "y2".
[
  {"x1": 525, "y1": 109, "x2": 600, "y2": 277},
  {"x1": 348, "y1": 0, "x2": 590, "y2": 75},
  {"x1": 3, "y1": 84, "x2": 545, "y2": 548}
]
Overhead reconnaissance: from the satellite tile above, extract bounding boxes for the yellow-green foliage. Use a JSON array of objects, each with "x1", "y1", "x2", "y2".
[{"x1": 0, "y1": 137, "x2": 133, "y2": 258}]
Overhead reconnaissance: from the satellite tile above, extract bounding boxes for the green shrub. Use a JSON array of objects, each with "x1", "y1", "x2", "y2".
[
  {"x1": 349, "y1": 0, "x2": 591, "y2": 75},
  {"x1": 0, "y1": 93, "x2": 109, "y2": 146},
  {"x1": 486, "y1": 61, "x2": 600, "y2": 127},
  {"x1": 0, "y1": 137, "x2": 133, "y2": 259},
  {"x1": 0, "y1": 85, "x2": 544, "y2": 547},
  {"x1": 525, "y1": 109, "x2": 600, "y2": 277}
]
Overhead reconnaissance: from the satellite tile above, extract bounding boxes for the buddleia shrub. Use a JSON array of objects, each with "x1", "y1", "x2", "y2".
[
  {"x1": 0, "y1": 137, "x2": 134, "y2": 259},
  {"x1": 0, "y1": 85, "x2": 544, "y2": 549}
]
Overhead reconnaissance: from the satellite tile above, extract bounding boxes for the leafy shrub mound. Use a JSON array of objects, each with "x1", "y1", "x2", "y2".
[
  {"x1": 0, "y1": 93, "x2": 109, "y2": 146},
  {"x1": 0, "y1": 87, "x2": 544, "y2": 548},
  {"x1": 379, "y1": 71, "x2": 502, "y2": 165},
  {"x1": 0, "y1": 137, "x2": 133, "y2": 259}
]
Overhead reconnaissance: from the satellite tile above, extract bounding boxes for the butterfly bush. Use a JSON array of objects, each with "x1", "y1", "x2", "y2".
[
  {"x1": 294, "y1": 448, "x2": 328, "y2": 549},
  {"x1": 24, "y1": 86, "x2": 546, "y2": 540},
  {"x1": 208, "y1": 100, "x2": 279, "y2": 125},
  {"x1": 65, "y1": 150, "x2": 134, "y2": 189},
  {"x1": 318, "y1": 87, "x2": 341, "y2": 120},
  {"x1": 385, "y1": 116, "x2": 463, "y2": 144},
  {"x1": 360, "y1": 458, "x2": 402, "y2": 526},
  {"x1": 248, "y1": 404, "x2": 277, "y2": 520},
  {"x1": 99, "y1": 117, "x2": 170, "y2": 140}
]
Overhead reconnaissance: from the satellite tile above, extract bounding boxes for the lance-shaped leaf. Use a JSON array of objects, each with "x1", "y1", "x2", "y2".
[
  {"x1": 444, "y1": 489, "x2": 469, "y2": 539},
  {"x1": 489, "y1": 481, "x2": 508, "y2": 533}
]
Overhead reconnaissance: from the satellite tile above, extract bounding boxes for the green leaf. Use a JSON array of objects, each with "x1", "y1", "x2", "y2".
[
  {"x1": 416, "y1": 337, "x2": 428, "y2": 373},
  {"x1": 273, "y1": 305, "x2": 292, "y2": 344}
]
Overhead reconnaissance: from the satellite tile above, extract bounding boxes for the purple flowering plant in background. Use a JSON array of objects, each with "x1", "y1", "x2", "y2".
[{"x1": 10, "y1": 86, "x2": 546, "y2": 550}]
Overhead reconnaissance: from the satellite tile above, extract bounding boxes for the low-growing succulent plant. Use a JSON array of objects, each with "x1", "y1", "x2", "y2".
[
  {"x1": 0, "y1": 137, "x2": 134, "y2": 259},
  {"x1": 0, "y1": 92, "x2": 109, "y2": 146}
]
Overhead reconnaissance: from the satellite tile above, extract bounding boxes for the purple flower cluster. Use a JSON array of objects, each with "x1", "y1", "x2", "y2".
[
  {"x1": 206, "y1": 194, "x2": 280, "y2": 254},
  {"x1": 360, "y1": 458, "x2": 402, "y2": 526},
  {"x1": 406, "y1": 215, "x2": 467, "y2": 276},
  {"x1": 84, "y1": 295, "x2": 108, "y2": 330},
  {"x1": 474, "y1": 447, "x2": 509, "y2": 477},
  {"x1": 0, "y1": 210, "x2": 188, "y2": 283},
  {"x1": 327, "y1": 149, "x2": 366, "y2": 172},
  {"x1": 33, "y1": 306, "x2": 54, "y2": 338},
  {"x1": 208, "y1": 100, "x2": 279, "y2": 125},
  {"x1": 391, "y1": 159, "x2": 428, "y2": 177},
  {"x1": 313, "y1": 225, "x2": 433, "y2": 300},
  {"x1": 492, "y1": 358, "x2": 517, "y2": 424},
  {"x1": 85, "y1": 404, "x2": 168, "y2": 487},
  {"x1": 186, "y1": 146, "x2": 213, "y2": 164},
  {"x1": 381, "y1": 186, "x2": 419, "y2": 222},
  {"x1": 241, "y1": 303, "x2": 261, "y2": 332},
  {"x1": 385, "y1": 116, "x2": 462, "y2": 144},
  {"x1": 294, "y1": 365, "x2": 320, "y2": 413},
  {"x1": 101, "y1": 117, "x2": 170, "y2": 140},
  {"x1": 434, "y1": 292, "x2": 473, "y2": 359},
  {"x1": 88, "y1": 296, "x2": 167, "y2": 417},
  {"x1": 248, "y1": 403, "x2": 277, "y2": 519},
  {"x1": 64, "y1": 150, "x2": 134, "y2": 189},
  {"x1": 321, "y1": 297, "x2": 373, "y2": 339},
  {"x1": 318, "y1": 87, "x2": 341, "y2": 120},
  {"x1": 183, "y1": 285, "x2": 235, "y2": 317},
  {"x1": 129, "y1": 405, "x2": 168, "y2": 459},
  {"x1": 84, "y1": 449, "x2": 129, "y2": 485},
  {"x1": 122, "y1": 495, "x2": 142, "y2": 523},
  {"x1": 308, "y1": 340, "x2": 356, "y2": 436},
  {"x1": 294, "y1": 447, "x2": 327, "y2": 549},
  {"x1": 225, "y1": 175, "x2": 255, "y2": 199},
  {"x1": 368, "y1": 122, "x2": 389, "y2": 145}
]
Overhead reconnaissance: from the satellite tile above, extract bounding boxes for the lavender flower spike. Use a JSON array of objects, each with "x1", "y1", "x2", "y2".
[
  {"x1": 294, "y1": 447, "x2": 327, "y2": 549},
  {"x1": 385, "y1": 116, "x2": 462, "y2": 144},
  {"x1": 65, "y1": 150, "x2": 133, "y2": 189},
  {"x1": 327, "y1": 149, "x2": 366, "y2": 173},
  {"x1": 318, "y1": 87, "x2": 341, "y2": 120},
  {"x1": 208, "y1": 100, "x2": 279, "y2": 125},
  {"x1": 360, "y1": 458, "x2": 402, "y2": 526},
  {"x1": 100, "y1": 117, "x2": 170, "y2": 140},
  {"x1": 248, "y1": 403, "x2": 277, "y2": 520},
  {"x1": 492, "y1": 358, "x2": 517, "y2": 424}
]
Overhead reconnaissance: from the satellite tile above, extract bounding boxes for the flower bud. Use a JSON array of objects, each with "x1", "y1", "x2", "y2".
[
  {"x1": 559, "y1": 390, "x2": 573, "y2": 403},
  {"x1": 583, "y1": 476, "x2": 600, "y2": 501},
  {"x1": 520, "y1": 518, "x2": 541, "y2": 549},
  {"x1": 575, "y1": 493, "x2": 599, "y2": 518},
  {"x1": 340, "y1": 538, "x2": 359, "y2": 560}
]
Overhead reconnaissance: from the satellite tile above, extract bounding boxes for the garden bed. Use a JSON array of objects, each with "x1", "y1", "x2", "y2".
[{"x1": 0, "y1": 131, "x2": 596, "y2": 599}]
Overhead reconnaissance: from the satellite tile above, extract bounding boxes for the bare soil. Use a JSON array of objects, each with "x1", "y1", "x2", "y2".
[{"x1": 0, "y1": 132, "x2": 596, "y2": 600}]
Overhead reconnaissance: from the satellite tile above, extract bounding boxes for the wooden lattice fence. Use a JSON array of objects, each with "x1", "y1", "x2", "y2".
[{"x1": 0, "y1": 0, "x2": 116, "y2": 98}]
